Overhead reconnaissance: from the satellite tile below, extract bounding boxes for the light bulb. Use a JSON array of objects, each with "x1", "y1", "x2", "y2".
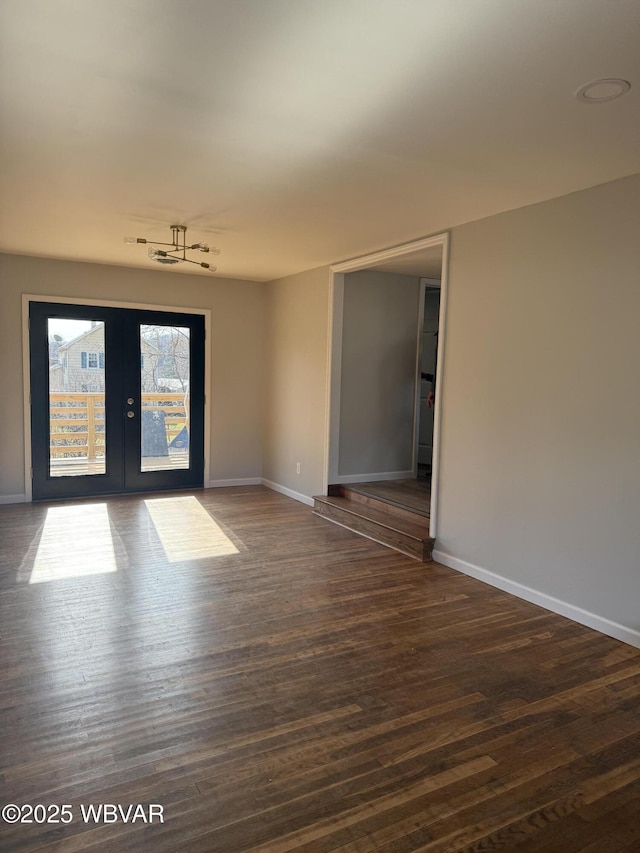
[
  {"x1": 124, "y1": 236, "x2": 147, "y2": 244},
  {"x1": 209, "y1": 247, "x2": 221, "y2": 255},
  {"x1": 200, "y1": 262, "x2": 217, "y2": 271}
]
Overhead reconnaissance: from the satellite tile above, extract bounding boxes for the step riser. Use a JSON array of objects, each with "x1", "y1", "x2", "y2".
[
  {"x1": 313, "y1": 500, "x2": 432, "y2": 561},
  {"x1": 343, "y1": 489, "x2": 425, "y2": 521},
  {"x1": 339, "y1": 487, "x2": 429, "y2": 526}
]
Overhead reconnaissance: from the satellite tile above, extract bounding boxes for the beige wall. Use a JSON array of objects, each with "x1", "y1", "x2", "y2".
[
  {"x1": 0, "y1": 254, "x2": 266, "y2": 497},
  {"x1": 263, "y1": 266, "x2": 331, "y2": 499},
  {"x1": 3, "y1": 174, "x2": 640, "y2": 640},
  {"x1": 339, "y1": 270, "x2": 420, "y2": 477},
  {"x1": 437, "y1": 173, "x2": 640, "y2": 632}
]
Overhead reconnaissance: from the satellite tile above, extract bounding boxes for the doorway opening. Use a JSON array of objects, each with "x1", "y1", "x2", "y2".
[
  {"x1": 317, "y1": 234, "x2": 448, "y2": 557},
  {"x1": 417, "y1": 278, "x2": 442, "y2": 481}
]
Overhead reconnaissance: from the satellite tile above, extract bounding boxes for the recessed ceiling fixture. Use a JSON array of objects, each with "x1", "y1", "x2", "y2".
[
  {"x1": 575, "y1": 78, "x2": 631, "y2": 103},
  {"x1": 123, "y1": 225, "x2": 220, "y2": 271}
]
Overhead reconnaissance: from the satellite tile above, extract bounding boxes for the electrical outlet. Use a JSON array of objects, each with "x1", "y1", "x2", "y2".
[{"x1": 296, "y1": 462, "x2": 301, "y2": 475}]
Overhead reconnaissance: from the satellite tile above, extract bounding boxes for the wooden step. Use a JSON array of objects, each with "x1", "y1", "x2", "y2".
[
  {"x1": 328, "y1": 483, "x2": 429, "y2": 524},
  {"x1": 313, "y1": 494, "x2": 434, "y2": 562}
]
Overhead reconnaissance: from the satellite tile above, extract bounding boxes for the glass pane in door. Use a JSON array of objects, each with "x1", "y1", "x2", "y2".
[
  {"x1": 48, "y1": 318, "x2": 106, "y2": 477},
  {"x1": 140, "y1": 325, "x2": 190, "y2": 472}
]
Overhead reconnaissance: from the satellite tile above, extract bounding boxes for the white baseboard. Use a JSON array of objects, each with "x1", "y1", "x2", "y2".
[
  {"x1": 0, "y1": 494, "x2": 27, "y2": 505},
  {"x1": 261, "y1": 479, "x2": 314, "y2": 507},
  {"x1": 206, "y1": 478, "x2": 262, "y2": 488},
  {"x1": 335, "y1": 470, "x2": 414, "y2": 485},
  {"x1": 432, "y1": 549, "x2": 640, "y2": 650}
]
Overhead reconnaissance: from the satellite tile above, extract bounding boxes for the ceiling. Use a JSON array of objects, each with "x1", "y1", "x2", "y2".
[{"x1": 1, "y1": 0, "x2": 639, "y2": 282}]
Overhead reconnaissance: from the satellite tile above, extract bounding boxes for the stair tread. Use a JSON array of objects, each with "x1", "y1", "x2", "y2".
[
  {"x1": 344, "y1": 484, "x2": 430, "y2": 519},
  {"x1": 313, "y1": 495, "x2": 432, "y2": 541}
]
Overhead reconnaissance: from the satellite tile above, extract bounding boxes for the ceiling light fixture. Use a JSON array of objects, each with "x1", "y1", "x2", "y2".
[
  {"x1": 123, "y1": 225, "x2": 220, "y2": 271},
  {"x1": 575, "y1": 78, "x2": 631, "y2": 103}
]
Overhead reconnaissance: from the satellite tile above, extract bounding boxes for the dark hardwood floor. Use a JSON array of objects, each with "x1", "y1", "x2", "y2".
[{"x1": 1, "y1": 486, "x2": 640, "y2": 852}]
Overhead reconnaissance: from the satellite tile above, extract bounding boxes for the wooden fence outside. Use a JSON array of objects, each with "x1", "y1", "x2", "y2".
[{"x1": 49, "y1": 392, "x2": 188, "y2": 459}]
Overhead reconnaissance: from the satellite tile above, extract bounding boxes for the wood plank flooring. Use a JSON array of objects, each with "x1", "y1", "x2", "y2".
[
  {"x1": 1, "y1": 486, "x2": 640, "y2": 852},
  {"x1": 49, "y1": 453, "x2": 190, "y2": 477}
]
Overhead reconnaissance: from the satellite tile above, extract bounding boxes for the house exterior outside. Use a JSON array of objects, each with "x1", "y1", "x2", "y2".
[{"x1": 50, "y1": 325, "x2": 162, "y2": 393}]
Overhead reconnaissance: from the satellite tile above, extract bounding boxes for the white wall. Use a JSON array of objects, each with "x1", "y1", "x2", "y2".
[
  {"x1": 0, "y1": 254, "x2": 266, "y2": 498},
  {"x1": 338, "y1": 270, "x2": 420, "y2": 477},
  {"x1": 262, "y1": 266, "x2": 331, "y2": 501},
  {"x1": 435, "y1": 173, "x2": 640, "y2": 642}
]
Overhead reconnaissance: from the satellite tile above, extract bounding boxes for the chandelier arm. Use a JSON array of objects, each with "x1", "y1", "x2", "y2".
[{"x1": 182, "y1": 257, "x2": 216, "y2": 271}]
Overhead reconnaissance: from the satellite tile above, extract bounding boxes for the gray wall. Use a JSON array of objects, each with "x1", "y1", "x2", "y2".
[
  {"x1": 262, "y1": 266, "x2": 331, "y2": 499},
  {"x1": 3, "y1": 173, "x2": 640, "y2": 644},
  {"x1": 0, "y1": 254, "x2": 266, "y2": 497},
  {"x1": 339, "y1": 270, "x2": 420, "y2": 477},
  {"x1": 436, "y1": 173, "x2": 640, "y2": 634}
]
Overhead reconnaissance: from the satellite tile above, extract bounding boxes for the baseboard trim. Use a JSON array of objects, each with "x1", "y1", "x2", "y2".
[
  {"x1": 261, "y1": 479, "x2": 314, "y2": 507},
  {"x1": 334, "y1": 470, "x2": 414, "y2": 485},
  {"x1": 207, "y1": 478, "x2": 262, "y2": 488},
  {"x1": 0, "y1": 494, "x2": 27, "y2": 505},
  {"x1": 432, "y1": 549, "x2": 640, "y2": 650}
]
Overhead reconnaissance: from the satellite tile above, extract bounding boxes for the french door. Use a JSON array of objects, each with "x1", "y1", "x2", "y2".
[{"x1": 29, "y1": 302, "x2": 205, "y2": 500}]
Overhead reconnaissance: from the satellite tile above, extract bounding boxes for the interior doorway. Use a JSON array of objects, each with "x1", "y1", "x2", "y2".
[
  {"x1": 417, "y1": 279, "x2": 441, "y2": 480},
  {"x1": 325, "y1": 234, "x2": 448, "y2": 539},
  {"x1": 28, "y1": 301, "x2": 205, "y2": 500}
]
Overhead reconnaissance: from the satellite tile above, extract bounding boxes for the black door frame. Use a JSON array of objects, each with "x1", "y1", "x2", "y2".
[{"x1": 26, "y1": 297, "x2": 208, "y2": 501}]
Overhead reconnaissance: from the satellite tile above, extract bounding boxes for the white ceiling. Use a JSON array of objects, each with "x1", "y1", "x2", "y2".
[{"x1": 1, "y1": 0, "x2": 639, "y2": 282}]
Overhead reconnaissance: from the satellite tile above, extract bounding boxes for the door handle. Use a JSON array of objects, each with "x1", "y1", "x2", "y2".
[
  {"x1": 127, "y1": 397, "x2": 134, "y2": 405},
  {"x1": 127, "y1": 411, "x2": 135, "y2": 419}
]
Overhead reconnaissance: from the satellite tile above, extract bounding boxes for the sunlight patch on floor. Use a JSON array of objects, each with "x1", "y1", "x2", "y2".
[
  {"x1": 29, "y1": 503, "x2": 118, "y2": 583},
  {"x1": 144, "y1": 496, "x2": 238, "y2": 562}
]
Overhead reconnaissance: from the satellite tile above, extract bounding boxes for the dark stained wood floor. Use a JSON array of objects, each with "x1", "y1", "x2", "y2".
[{"x1": 1, "y1": 486, "x2": 640, "y2": 852}]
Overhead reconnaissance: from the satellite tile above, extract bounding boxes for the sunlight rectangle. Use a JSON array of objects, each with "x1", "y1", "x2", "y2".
[
  {"x1": 29, "y1": 504, "x2": 118, "y2": 583},
  {"x1": 144, "y1": 496, "x2": 238, "y2": 562}
]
